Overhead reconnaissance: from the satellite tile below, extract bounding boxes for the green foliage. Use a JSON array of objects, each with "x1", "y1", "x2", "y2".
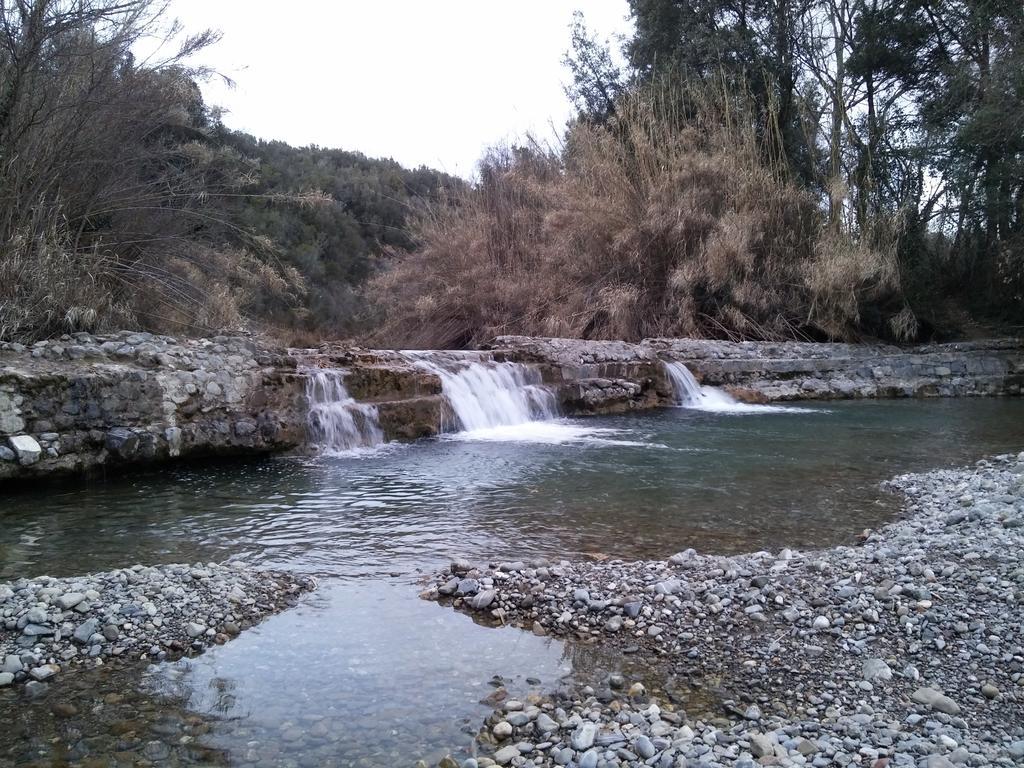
[
  {"x1": 5, "y1": 0, "x2": 1019, "y2": 345},
  {"x1": 0, "y1": 0, "x2": 305, "y2": 341},
  {"x1": 217, "y1": 132, "x2": 462, "y2": 337},
  {"x1": 0, "y1": 0, "x2": 462, "y2": 342},
  {"x1": 563, "y1": 11, "x2": 625, "y2": 123}
]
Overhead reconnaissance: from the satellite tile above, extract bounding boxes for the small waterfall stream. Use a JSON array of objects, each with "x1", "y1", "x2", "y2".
[
  {"x1": 404, "y1": 354, "x2": 558, "y2": 432},
  {"x1": 304, "y1": 368, "x2": 384, "y2": 452},
  {"x1": 664, "y1": 360, "x2": 744, "y2": 410},
  {"x1": 664, "y1": 361, "x2": 705, "y2": 405},
  {"x1": 663, "y1": 360, "x2": 804, "y2": 413}
]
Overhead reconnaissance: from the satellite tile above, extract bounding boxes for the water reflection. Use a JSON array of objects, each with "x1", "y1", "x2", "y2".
[{"x1": 1, "y1": 582, "x2": 582, "y2": 767}]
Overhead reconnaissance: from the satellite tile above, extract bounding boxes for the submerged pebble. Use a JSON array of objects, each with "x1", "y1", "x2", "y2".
[{"x1": 0, "y1": 562, "x2": 315, "y2": 687}]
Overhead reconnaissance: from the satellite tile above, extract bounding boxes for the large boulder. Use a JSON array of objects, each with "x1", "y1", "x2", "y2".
[{"x1": 8, "y1": 434, "x2": 41, "y2": 465}]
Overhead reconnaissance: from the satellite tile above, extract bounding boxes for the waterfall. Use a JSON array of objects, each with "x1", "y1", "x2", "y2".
[
  {"x1": 664, "y1": 361, "x2": 705, "y2": 406},
  {"x1": 663, "y1": 360, "x2": 804, "y2": 413},
  {"x1": 405, "y1": 354, "x2": 557, "y2": 432},
  {"x1": 663, "y1": 360, "x2": 744, "y2": 410},
  {"x1": 304, "y1": 368, "x2": 384, "y2": 453}
]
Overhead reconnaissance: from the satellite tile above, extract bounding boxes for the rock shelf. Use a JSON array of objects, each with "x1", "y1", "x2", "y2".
[{"x1": 426, "y1": 454, "x2": 1024, "y2": 767}]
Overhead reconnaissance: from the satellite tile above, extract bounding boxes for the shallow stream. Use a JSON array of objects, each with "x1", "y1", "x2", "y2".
[{"x1": 2, "y1": 399, "x2": 1023, "y2": 766}]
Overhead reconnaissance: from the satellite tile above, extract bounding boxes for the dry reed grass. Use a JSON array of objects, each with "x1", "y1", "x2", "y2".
[{"x1": 368, "y1": 83, "x2": 913, "y2": 348}]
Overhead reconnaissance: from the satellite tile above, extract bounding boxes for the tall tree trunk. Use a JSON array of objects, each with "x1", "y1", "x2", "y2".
[
  {"x1": 774, "y1": 0, "x2": 796, "y2": 167},
  {"x1": 828, "y1": 0, "x2": 847, "y2": 231}
]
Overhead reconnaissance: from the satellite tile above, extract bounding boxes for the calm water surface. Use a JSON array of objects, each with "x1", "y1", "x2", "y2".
[{"x1": 1, "y1": 400, "x2": 1023, "y2": 766}]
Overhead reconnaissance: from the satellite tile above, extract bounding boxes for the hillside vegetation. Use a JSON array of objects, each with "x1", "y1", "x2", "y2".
[
  {"x1": 220, "y1": 134, "x2": 458, "y2": 337},
  {"x1": 0, "y1": 0, "x2": 457, "y2": 343},
  {"x1": 370, "y1": 86, "x2": 910, "y2": 348},
  {"x1": 0, "y1": 0, "x2": 1020, "y2": 347}
]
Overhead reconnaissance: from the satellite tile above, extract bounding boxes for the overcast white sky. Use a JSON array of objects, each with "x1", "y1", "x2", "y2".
[{"x1": 165, "y1": 1, "x2": 633, "y2": 177}]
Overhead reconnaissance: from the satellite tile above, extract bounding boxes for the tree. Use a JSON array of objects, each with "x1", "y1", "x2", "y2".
[
  {"x1": 0, "y1": 0, "x2": 287, "y2": 339},
  {"x1": 625, "y1": 0, "x2": 814, "y2": 179},
  {"x1": 563, "y1": 11, "x2": 625, "y2": 123},
  {"x1": 913, "y1": 0, "x2": 1024, "y2": 304}
]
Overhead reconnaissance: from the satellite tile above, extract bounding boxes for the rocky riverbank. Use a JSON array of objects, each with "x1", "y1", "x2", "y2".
[
  {"x1": 0, "y1": 331, "x2": 308, "y2": 481},
  {"x1": 0, "y1": 562, "x2": 315, "y2": 693},
  {"x1": 425, "y1": 455, "x2": 1024, "y2": 767}
]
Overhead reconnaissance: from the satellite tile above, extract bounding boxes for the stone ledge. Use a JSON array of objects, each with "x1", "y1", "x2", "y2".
[{"x1": 648, "y1": 338, "x2": 1024, "y2": 400}]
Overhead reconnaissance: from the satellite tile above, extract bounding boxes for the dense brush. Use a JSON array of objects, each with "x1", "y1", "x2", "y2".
[{"x1": 368, "y1": 84, "x2": 913, "y2": 348}]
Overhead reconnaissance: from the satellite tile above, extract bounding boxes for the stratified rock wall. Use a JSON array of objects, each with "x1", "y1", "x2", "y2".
[
  {"x1": 0, "y1": 332, "x2": 306, "y2": 481},
  {"x1": 488, "y1": 336, "x2": 671, "y2": 413}
]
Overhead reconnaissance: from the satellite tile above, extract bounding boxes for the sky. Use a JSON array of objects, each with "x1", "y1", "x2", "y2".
[{"x1": 163, "y1": 1, "x2": 634, "y2": 178}]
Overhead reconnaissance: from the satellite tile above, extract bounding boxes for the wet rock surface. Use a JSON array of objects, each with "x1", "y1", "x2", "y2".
[
  {"x1": 427, "y1": 454, "x2": 1024, "y2": 766},
  {"x1": 0, "y1": 562, "x2": 315, "y2": 688}
]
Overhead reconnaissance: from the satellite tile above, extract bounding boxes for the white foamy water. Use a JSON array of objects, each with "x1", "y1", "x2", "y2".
[
  {"x1": 304, "y1": 368, "x2": 385, "y2": 453},
  {"x1": 404, "y1": 353, "x2": 558, "y2": 432},
  {"x1": 444, "y1": 421, "x2": 660, "y2": 447},
  {"x1": 663, "y1": 361, "x2": 809, "y2": 414}
]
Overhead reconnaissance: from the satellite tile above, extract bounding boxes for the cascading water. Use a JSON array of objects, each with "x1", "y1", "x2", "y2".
[
  {"x1": 304, "y1": 368, "x2": 384, "y2": 453},
  {"x1": 664, "y1": 361, "x2": 705, "y2": 406},
  {"x1": 663, "y1": 360, "x2": 806, "y2": 414},
  {"x1": 404, "y1": 353, "x2": 558, "y2": 432},
  {"x1": 664, "y1": 360, "x2": 754, "y2": 411}
]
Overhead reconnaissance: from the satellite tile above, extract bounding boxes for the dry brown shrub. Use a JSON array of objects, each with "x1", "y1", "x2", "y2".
[
  {"x1": 0, "y1": 227, "x2": 137, "y2": 340},
  {"x1": 368, "y1": 83, "x2": 913, "y2": 348}
]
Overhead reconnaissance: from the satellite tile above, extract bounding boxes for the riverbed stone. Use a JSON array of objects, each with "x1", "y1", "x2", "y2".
[
  {"x1": 72, "y1": 618, "x2": 99, "y2": 644},
  {"x1": 571, "y1": 722, "x2": 597, "y2": 751},
  {"x1": 749, "y1": 733, "x2": 775, "y2": 758},
  {"x1": 55, "y1": 592, "x2": 86, "y2": 610},
  {"x1": 862, "y1": 658, "x2": 893, "y2": 683},
  {"x1": 912, "y1": 687, "x2": 961, "y2": 715},
  {"x1": 468, "y1": 590, "x2": 495, "y2": 610},
  {"x1": 420, "y1": 454, "x2": 1024, "y2": 767},
  {"x1": 492, "y1": 745, "x2": 520, "y2": 765},
  {"x1": 0, "y1": 563, "x2": 314, "y2": 688},
  {"x1": 634, "y1": 735, "x2": 656, "y2": 759},
  {"x1": 29, "y1": 664, "x2": 59, "y2": 681},
  {"x1": 536, "y1": 713, "x2": 559, "y2": 734}
]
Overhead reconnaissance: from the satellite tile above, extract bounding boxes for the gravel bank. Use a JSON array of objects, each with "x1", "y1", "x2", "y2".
[
  {"x1": 0, "y1": 562, "x2": 315, "y2": 692},
  {"x1": 425, "y1": 453, "x2": 1024, "y2": 767}
]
